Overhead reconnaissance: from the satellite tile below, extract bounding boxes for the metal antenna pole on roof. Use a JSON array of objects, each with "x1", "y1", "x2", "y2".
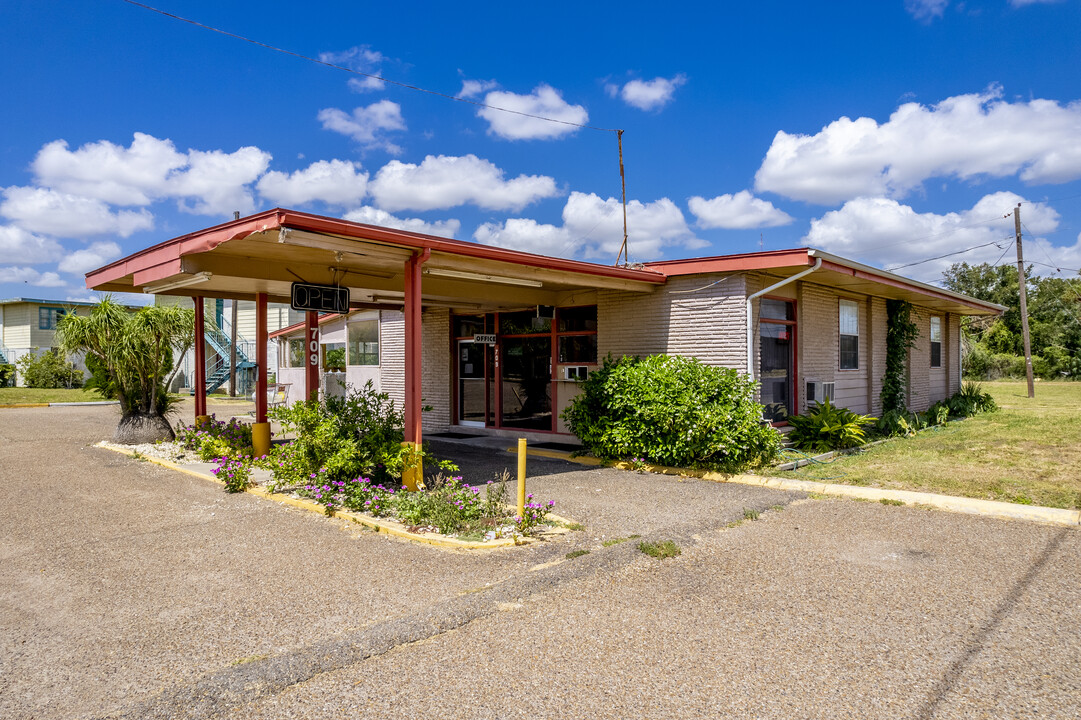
[{"x1": 615, "y1": 130, "x2": 629, "y2": 267}]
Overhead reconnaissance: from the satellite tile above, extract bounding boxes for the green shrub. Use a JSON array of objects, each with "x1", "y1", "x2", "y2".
[
  {"x1": 788, "y1": 399, "x2": 874, "y2": 453},
  {"x1": 876, "y1": 410, "x2": 916, "y2": 438},
  {"x1": 952, "y1": 381, "x2": 997, "y2": 415},
  {"x1": 926, "y1": 402, "x2": 950, "y2": 426},
  {"x1": 15, "y1": 348, "x2": 83, "y2": 388},
  {"x1": 0, "y1": 364, "x2": 14, "y2": 387},
  {"x1": 562, "y1": 354, "x2": 781, "y2": 471}
]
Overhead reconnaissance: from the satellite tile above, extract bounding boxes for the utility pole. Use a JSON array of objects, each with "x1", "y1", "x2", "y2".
[{"x1": 1014, "y1": 204, "x2": 1035, "y2": 398}]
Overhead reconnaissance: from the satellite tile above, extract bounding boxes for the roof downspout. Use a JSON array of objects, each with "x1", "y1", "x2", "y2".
[{"x1": 745, "y1": 257, "x2": 823, "y2": 381}]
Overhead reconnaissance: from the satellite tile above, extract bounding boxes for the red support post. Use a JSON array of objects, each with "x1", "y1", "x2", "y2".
[
  {"x1": 193, "y1": 296, "x2": 208, "y2": 422},
  {"x1": 305, "y1": 310, "x2": 319, "y2": 402},
  {"x1": 402, "y1": 250, "x2": 428, "y2": 491},
  {"x1": 255, "y1": 293, "x2": 268, "y2": 423}
]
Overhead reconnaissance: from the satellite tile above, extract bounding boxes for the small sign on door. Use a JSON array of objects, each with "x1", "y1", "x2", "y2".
[{"x1": 473, "y1": 333, "x2": 496, "y2": 345}]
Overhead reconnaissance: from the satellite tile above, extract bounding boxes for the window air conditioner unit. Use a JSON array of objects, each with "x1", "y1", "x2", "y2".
[
  {"x1": 805, "y1": 380, "x2": 835, "y2": 405},
  {"x1": 563, "y1": 366, "x2": 588, "y2": 381}
]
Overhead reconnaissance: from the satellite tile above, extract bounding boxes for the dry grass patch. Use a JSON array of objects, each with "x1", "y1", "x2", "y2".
[{"x1": 790, "y1": 382, "x2": 1081, "y2": 509}]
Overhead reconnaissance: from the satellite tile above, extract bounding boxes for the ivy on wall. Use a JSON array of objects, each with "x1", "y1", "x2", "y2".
[{"x1": 881, "y1": 299, "x2": 920, "y2": 413}]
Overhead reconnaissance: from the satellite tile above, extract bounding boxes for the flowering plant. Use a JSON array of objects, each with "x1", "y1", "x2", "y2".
[{"x1": 213, "y1": 455, "x2": 253, "y2": 493}]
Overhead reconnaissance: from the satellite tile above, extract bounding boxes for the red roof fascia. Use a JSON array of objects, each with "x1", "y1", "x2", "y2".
[
  {"x1": 86, "y1": 208, "x2": 665, "y2": 290},
  {"x1": 85, "y1": 210, "x2": 287, "y2": 288},
  {"x1": 269, "y1": 312, "x2": 345, "y2": 339},
  {"x1": 276, "y1": 211, "x2": 666, "y2": 283},
  {"x1": 644, "y1": 248, "x2": 813, "y2": 276}
]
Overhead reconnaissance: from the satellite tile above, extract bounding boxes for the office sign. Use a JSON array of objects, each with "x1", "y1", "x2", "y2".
[
  {"x1": 473, "y1": 334, "x2": 497, "y2": 345},
  {"x1": 291, "y1": 282, "x2": 349, "y2": 313}
]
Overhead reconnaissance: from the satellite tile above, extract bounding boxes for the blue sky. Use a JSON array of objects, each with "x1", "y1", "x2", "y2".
[{"x1": 2, "y1": 0, "x2": 1080, "y2": 304}]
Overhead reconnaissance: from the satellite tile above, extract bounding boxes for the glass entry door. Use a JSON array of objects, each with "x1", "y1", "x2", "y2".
[
  {"x1": 759, "y1": 299, "x2": 796, "y2": 423},
  {"x1": 457, "y1": 340, "x2": 486, "y2": 427},
  {"x1": 500, "y1": 337, "x2": 552, "y2": 430}
]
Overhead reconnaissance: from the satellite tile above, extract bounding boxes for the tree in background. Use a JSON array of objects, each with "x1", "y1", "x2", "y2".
[
  {"x1": 56, "y1": 297, "x2": 195, "y2": 443},
  {"x1": 943, "y1": 262, "x2": 1081, "y2": 379},
  {"x1": 14, "y1": 348, "x2": 83, "y2": 389}
]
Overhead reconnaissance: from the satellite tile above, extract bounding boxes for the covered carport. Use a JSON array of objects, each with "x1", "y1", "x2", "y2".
[{"x1": 85, "y1": 209, "x2": 664, "y2": 486}]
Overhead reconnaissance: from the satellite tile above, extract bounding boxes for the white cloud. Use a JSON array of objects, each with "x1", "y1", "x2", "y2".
[
  {"x1": 475, "y1": 191, "x2": 703, "y2": 261},
  {"x1": 32, "y1": 133, "x2": 187, "y2": 206},
  {"x1": 0, "y1": 266, "x2": 66, "y2": 287},
  {"x1": 58, "y1": 241, "x2": 123, "y2": 275},
  {"x1": 318, "y1": 100, "x2": 406, "y2": 153},
  {"x1": 369, "y1": 154, "x2": 559, "y2": 212},
  {"x1": 1010, "y1": 0, "x2": 1062, "y2": 6},
  {"x1": 609, "y1": 75, "x2": 687, "y2": 111},
  {"x1": 342, "y1": 206, "x2": 460, "y2": 238},
  {"x1": 478, "y1": 84, "x2": 588, "y2": 140},
  {"x1": 258, "y1": 160, "x2": 369, "y2": 207},
  {"x1": 167, "y1": 146, "x2": 271, "y2": 216},
  {"x1": 688, "y1": 191, "x2": 794, "y2": 229},
  {"x1": 0, "y1": 225, "x2": 63, "y2": 264},
  {"x1": 29, "y1": 133, "x2": 273, "y2": 218},
  {"x1": 755, "y1": 87, "x2": 1081, "y2": 205},
  {"x1": 319, "y1": 46, "x2": 386, "y2": 92},
  {"x1": 459, "y1": 79, "x2": 498, "y2": 99},
  {"x1": 0, "y1": 187, "x2": 153, "y2": 238},
  {"x1": 803, "y1": 191, "x2": 1069, "y2": 282},
  {"x1": 905, "y1": 0, "x2": 949, "y2": 22}
]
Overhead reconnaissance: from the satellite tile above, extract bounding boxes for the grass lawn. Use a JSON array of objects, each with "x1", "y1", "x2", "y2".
[
  {"x1": 0, "y1": 387, "x2": 109, "y2": 405},
  {"x1": 787, "y1": 381, "x2": 1081, "y2": 510}
]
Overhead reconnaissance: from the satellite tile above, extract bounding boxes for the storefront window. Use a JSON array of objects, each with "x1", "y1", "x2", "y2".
[
  {"x1": 558, "y1": 335, "x2": 598, "y2": 363},
  {"x1": 500, "y1": 310, "x2": 550, "y2": 335},
  {"x1": 348, "y1": 320, "x2": 379, "y2": 365},
  {"x1": 557, "y1": 305, "x2": 597, "y2": 333}
]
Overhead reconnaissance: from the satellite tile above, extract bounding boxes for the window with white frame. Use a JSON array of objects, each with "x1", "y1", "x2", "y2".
[
  {"x1": 287, "y1": 338, "x2": 305, "y2": 368},
  {"x1": 348, "y1": 319, "x2": 379, "y2": 365},
  {"x1": 839, "y1": 299, "x2": 859, "y2": 370},
  {"x1": 930, "y1": 316, "x2": 942, "y2": 368}
]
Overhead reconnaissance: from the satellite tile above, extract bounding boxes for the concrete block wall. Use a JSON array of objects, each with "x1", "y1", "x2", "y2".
[{"x1": 598, "y1": 274, "x2": 748, "y2": 372}]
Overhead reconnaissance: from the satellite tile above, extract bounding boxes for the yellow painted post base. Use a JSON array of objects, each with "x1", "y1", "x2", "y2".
[
  {"x1": 517, "y1": 438, "x2": 527, "y2": 519},
  {"x1": 252, "y1": 422, "x2": 271, "y2": 457},
  {"x1": 194, "y1": 415, "x2": 212, "y2": 428},
  {"x1": 401, "y1": 441, "x2": 422, "y2": 491}
]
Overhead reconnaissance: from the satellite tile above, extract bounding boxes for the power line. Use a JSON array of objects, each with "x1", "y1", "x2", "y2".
[
  {"x1": 886, "y1": 238, "x2": 1011, "y2": 271},
  {"x1": 119, "y1": 0, "x2": 620, "y2": 134}
]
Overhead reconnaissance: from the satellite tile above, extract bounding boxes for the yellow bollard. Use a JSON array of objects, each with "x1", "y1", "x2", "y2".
[
  {"x1": 194, "y1": 415, "x2": 212, "y2": 428},
  {"x1": 401, "y1": 441, "x2": 421, "y2": 492},
  {"x1": 251, "y1": 422, "x2": 271, "y2": 458},
  {"x1": 517, "y1": 437, "x2": 527, "y2": 519}
]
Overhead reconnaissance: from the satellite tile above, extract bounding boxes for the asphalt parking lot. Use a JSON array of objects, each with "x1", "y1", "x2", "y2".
[{"x1": 2, "y1": 402, "x2": 1078, "y2": 719}]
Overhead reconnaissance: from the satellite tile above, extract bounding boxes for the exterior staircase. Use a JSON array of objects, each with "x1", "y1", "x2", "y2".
[{"x1": 194, "y1": 322, "x2": 257, "y2": 395}]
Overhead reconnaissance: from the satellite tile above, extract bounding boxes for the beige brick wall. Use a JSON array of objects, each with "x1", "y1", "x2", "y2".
[
  {"x1": 948, "y1": 313, "x2": 961, "y2": 394},
  {"x1": 598, "y1": 274, "x2": 748, "y2": 371},
  {"x1": 796, "y1": 282, "x2": 838, "y2": 414},
  {"x1": 907, "y1": 307, "x2": 932, "y2": 412},
  {"x1": 380, "y1": 310, "x2": 405, "y2": 409},
  {"x1": 421, "y1": 308, "x2": 451, "y2": 431},
  {"x1": 869, "y1": 297, "x2": 888, "y2": 415}
]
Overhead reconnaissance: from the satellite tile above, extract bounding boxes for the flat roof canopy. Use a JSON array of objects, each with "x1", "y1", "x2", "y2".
[
  {"x1": 86, "y1": 209, "x2": 665, "y2": 310},
  {"x1": 646, "y1": 248, "x2": 1005, "y2": 316}
]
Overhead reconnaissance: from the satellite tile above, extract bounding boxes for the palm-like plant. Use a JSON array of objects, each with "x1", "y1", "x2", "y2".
[{"x1": 56, "y1": 296, "x2": 195, "y2": 443}]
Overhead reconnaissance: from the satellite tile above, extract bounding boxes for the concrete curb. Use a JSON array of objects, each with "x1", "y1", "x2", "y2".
[
  {"x1": 95, "y1": 442, "x2": 572, "y2": 550},
  {"x1": 0, "y1": 400, "x2": 119, "y2": 408},
  {"x1": 513, "y1": 446, "x2": 1081, "y2": 528}
]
